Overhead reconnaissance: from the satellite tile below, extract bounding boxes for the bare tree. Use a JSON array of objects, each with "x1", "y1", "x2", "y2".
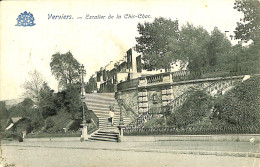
[{"x1": 22, "y1": 70, "x2": 45, "y2": 102}]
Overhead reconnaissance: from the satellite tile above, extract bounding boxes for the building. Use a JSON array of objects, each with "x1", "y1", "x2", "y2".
[{"x1": 93, "y1": 47, "x2": 186, "y2": 93}]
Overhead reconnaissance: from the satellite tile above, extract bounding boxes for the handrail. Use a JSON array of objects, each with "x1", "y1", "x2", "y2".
[
  {"x1": 171, "y1": 61, "x2": 259, "y2": 82},
  {"x1": 122, "y1": 101, "x2": 138, "y2": 117},
  {"x1": 117, "y1": 62, "x2": 259, "y2": 91},
  {"x1": 91, "y1": 118, "x2": 97, "y2": 127},
  {"x1": 86, "y1": 109, "x2": 99, "y2": 130},
  {"x1": 125, "y1": 76, "x2": 240, "y2": 130},
  {"x1": 115, "y1": 96, "x2": 138, "y2": 121}
]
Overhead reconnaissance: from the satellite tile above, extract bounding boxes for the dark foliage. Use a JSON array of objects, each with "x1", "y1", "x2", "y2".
[
  {"x1": 214, "y1": 76, "x2": 260, "y2": 126},
  {"x1": 166, "y1": 89, "x2": 213, "y2": 128}
]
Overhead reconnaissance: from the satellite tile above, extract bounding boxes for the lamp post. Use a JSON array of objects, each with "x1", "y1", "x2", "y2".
[
  {"x1": 117, "y1": 92, "x2": 125, "y2": 142},
  {"x1": 119, "y1": 99, "x2": 124, "y2": 126},
  {"x1": 117, "y1": 92, "x2": 124, "y2": 126},
  {"x1": 80, "y1": 64, "x2": 88, "y2": 141}
]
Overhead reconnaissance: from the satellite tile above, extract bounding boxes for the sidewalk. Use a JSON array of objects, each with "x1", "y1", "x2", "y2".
[
  {"x1": 20, "y1": 134, "x2": 260, "y2": 142},
  {"x1": 2, "y1": 137, "x2": 260, "y2": 158}
]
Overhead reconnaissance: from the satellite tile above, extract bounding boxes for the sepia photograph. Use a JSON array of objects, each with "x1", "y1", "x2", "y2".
[{"x1": 0, "y1": 0, "x2": 259, "y2": 166}]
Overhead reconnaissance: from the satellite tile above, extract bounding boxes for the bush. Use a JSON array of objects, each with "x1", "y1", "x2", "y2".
[
  {"x1": 45, "y1": 117, "x2": 54, "y2": 130},
  {"x1": 44, "y1": 110, "x2": 74, "y2": 133},
  {"x1": 166, "y1": 89, "x2": 213, "y2": 128},
  {"x1": 214, "y1": 76, "x2": 260, "y2": 126},
  {"x1": 1, "y1": 131, "x2": 18, "y2": 139},
  {"x1": 144, "y1": 117, "x2": 165, "y2": 128}
]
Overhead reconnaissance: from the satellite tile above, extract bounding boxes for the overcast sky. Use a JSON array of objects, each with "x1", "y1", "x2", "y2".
[{"x1": 0, "y1": 0, "x2": 243, "y2": 100}]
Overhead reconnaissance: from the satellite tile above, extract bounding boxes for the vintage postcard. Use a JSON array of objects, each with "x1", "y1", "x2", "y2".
[{"x1": 1, "y1": 0, "x2": 259, "y2": 166}]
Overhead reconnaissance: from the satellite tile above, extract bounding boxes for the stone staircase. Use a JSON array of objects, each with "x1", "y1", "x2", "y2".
[
  {"x1": 84, "y1": 93, "x2": 132, "y2": 142},
  {"x1": 88, "y1": 130, "x2": 119, "y2": 142},
  {"x1": 125, "y1": 77, "x2": 241, "y2": 132}
]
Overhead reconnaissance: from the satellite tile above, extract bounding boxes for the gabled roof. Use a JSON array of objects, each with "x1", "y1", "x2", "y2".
[{"x1": 11, "y1": 117, "x2": 23, "y2": 123}]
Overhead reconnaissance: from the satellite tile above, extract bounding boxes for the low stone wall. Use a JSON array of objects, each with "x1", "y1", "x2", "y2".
[
  {"x1": 22, "y1": 134, "x2": 260, "y2": 142},
  {"x1": 123, "y1": 134, "x2": 260, "y2": 142}
]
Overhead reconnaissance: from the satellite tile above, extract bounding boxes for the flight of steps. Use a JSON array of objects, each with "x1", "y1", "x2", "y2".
[
  {"x1": 84, "y1": 93, "x2": 132, "y2": 142},
  {"x1": 88, "y1": 130, "x2": 119, "y2": 142},
  {"x1": 125, "y1": 77, "x2": 241, "y2": 132}
]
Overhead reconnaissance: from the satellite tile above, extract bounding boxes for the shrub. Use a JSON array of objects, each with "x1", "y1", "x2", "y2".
[
  {"x1": 214, "y1": 76, "x2": 260, "y2": 126},
  {"x1": 166, "y1": 89, "x2": 213, "y2": 128},
  {"x1": 45, "y1": 117, "x2": 54, "y2": 130},
  {"x1": 144, "y1": 117, "x2": 165, "y2": 128}
]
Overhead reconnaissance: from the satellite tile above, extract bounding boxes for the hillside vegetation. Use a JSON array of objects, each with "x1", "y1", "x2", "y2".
[{"x1": 145, "y1": 76, "x2": 260, "y2": 129}]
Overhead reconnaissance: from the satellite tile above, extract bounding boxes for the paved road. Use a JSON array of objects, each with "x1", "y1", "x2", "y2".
[{"x1": 1, "y1": 140, "x2": 259, "y2": 167}]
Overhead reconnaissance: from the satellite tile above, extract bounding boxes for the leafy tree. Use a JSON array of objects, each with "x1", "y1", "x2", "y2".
[
  {"x1": 6, "y1": 98, "x2": 43, "y2": 130},
  {"x1": 135, "y1": 18, "x2": 236, "y2": 71},
  {"x1": 234, "y1": 0, "x2": 260, "y2": 44},
  {"x1": 0, "y1": 102, "x2": 9, "y2": 132},
  {"x1": 38, "y1": 82, "x2": 57, "y2": 119},
  {"x1": 135, "y1": 17, "x2": 180, "y2": 70},
  {"x1": 21, "y1": 98, "x2": 34, "y2": 108},
  {"x1": 50, "y1": 51, "x2": 81, "y2": 88},
  {"x1": 178, "y1": 23, "x2": 211, "y2": 70},
  {"x1": 0, "y1": 101, "x2": 8, "y2": 119},
  {"x1": 22, "y1": 70, "x2": 45, "y2": 102},
  {"x1": 85, "y1": 76, "x2": 97, "y2": 93},
  {"x1": 53, "y1": 83, "x2": 82, "y2": 118},
  {"x1": 8, "y1": 98, "x2": 34, "y2": 118},
  {"x1": 62, "y1": 84, "x2": 82, "y2": 117},
  {"x1": 207, "y1": 27, "x2": 233, "y2": 67}
]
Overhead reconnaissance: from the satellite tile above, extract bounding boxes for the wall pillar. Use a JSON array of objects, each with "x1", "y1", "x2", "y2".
[
  {"x1": 80, "y1": 124, "x2": 88, "y2": 141},
  {"x1": 162, "y1": 86, "x2": 173, "y2": 107},
  {"x1": 138, "y1": 88, "x2": 148, "y2": 113}
]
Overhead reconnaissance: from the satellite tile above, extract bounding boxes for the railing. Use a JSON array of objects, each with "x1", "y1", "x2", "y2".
[
  {"x1": 120, "y1": 100, "x2": 138, "y2": 120},
  {"x1": 147, "y1": 74, "x2": 164, "y2": 84},
  {"x1": 167, "y1": 77, "x2": 238, "y2": 110},
  {"x1": 172, "y1": 61, "x2": 259, "y2": 82},
  {"x1": 117, "y1": 62, "x2": 259, "y2": 91},
  {"x1": 123, "y1": 61, "x2": 258, "y2": 133},
  {"x1": 125, "y1": 77, "x2": 240, "y2": 132},
  {"x1": 125, "y1": 110, "x2": 154, "y2": 130},
  {"x1": 124, "y1": 125, "x2": 260, "y2": 135},
  {"x1": 86, "y1": 109, "x2": 99, "y2": 134}
]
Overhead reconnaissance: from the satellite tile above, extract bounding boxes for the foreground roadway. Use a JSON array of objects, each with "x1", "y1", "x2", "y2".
[{"x1": 1, "y1": 138, "x2": 259, "y2": 167}]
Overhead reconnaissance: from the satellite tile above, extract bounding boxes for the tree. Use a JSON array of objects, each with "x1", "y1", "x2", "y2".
[
  {"x1": 178, "y1": 23, "x2": 211, "y2": 70},
  {"x1": 54, "y1": 83, "x2": 82, "y2": 118},
  {"x1": 50, "y1": 51, "x2": 81, "y2": 88},
  {"x1": 22, "y1": 70, "x2": 45, "y2": 102},
  {"x1": 62, "y1": 84, "x2": 82, "y2": 117},
  {"x1": 7, "y1": 98, "x2": 43, "y2": 130},
  {"x1": 135, "y1": 17, "x2": 180, "y2": 70},
  {"x1": 0, "y1": 101, "x2": 8, "y2": 119},
  {"x1": 207, "y1": 27, "x2": 233, "y2": 67},
  {"x1": 38, "y1": 82, "x2": 57, "y2": 119},
  {"x1": 85, "y1": 76, "x2": 97, "y2": 93},
  {"x1": 234, "y1": 0, "x2": 260, "y2": 44}
]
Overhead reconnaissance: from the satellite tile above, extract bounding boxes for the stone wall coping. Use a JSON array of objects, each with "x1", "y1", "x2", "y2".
[{"x1": 119, "y1": 74, "x2": 260, "y2": 92}]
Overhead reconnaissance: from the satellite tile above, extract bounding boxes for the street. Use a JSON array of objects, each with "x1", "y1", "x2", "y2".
[{"x1": 1, "y1": 139, "x2": 259, "y2": 167}]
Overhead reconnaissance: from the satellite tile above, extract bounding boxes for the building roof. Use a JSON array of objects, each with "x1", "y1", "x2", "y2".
[{"x1": 11, "y1": 117, "x2": 23, "y2": 123}]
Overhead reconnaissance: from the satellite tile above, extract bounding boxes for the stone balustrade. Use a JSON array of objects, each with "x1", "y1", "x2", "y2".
[{"x1": 147, "y1": 74, "x2": 163, "y2": 84}]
